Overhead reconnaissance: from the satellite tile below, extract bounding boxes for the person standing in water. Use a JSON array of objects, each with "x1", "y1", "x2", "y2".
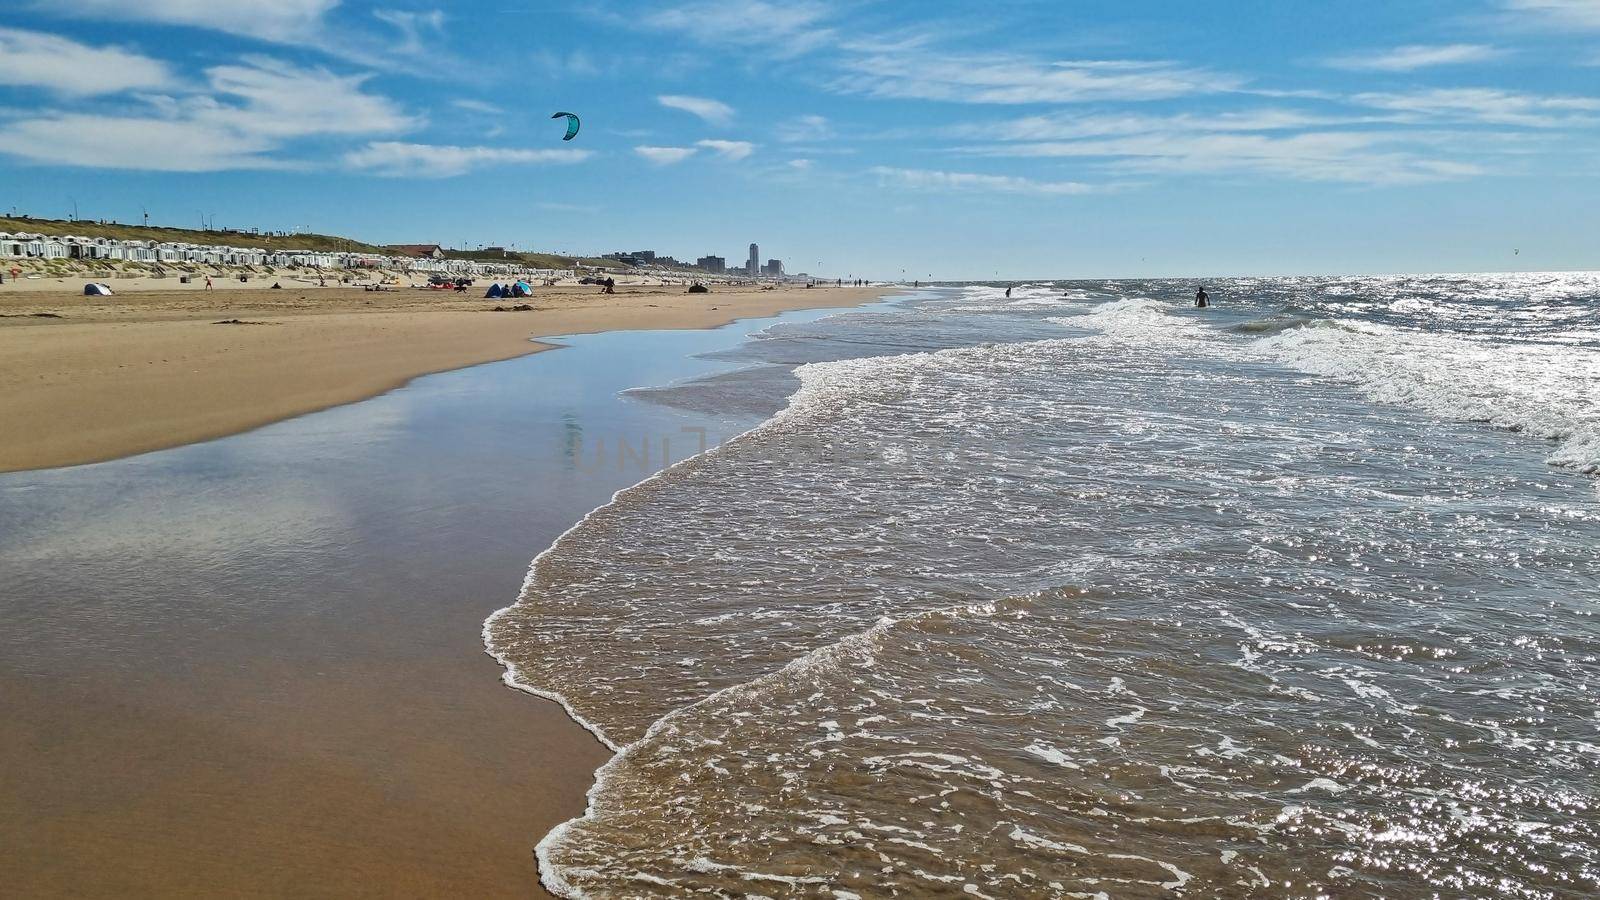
[{"x1": 1195, "y1": 286, "x2": 1209, "y2": 308}]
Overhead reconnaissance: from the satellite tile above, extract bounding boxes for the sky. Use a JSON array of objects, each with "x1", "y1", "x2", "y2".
[{"x1": 0, "y1": 0, "x2": 1596, "y2": 279}]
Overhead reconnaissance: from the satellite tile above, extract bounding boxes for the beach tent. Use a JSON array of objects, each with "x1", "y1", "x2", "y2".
[
  {"x1": 83, "y1": 282, "x2": 114, "y2": 296},
  {"x1": 514, "y1": 280, "x2": 533, "y2": 297},
  {"x1": 485, "y1": 283, "x2": 504, "y2": 298}
]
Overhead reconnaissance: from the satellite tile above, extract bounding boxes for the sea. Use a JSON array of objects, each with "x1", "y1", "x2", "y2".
[{"x1": 486, "y1": 273, "x2": 1600, "y2": 899}]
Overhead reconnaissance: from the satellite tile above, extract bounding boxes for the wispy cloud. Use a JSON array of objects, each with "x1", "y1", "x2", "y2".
[
  {"x1": 776, "y1": 114, "x2": 833, "y2": 142},
  {"x1": 696, "y1": 139, "x2": 755, "y2": 160},
  {"x1": 44, "y1": 0, "x2": 454, "y2": 71},
  {"x1": 1324, "y1": 44, "x2": 1504, "y2": 72},
  {"x1": 344, "y1": 142, "x2": 590, "y2": 177},
  {"x1": 635, "y1": 145, "x2": 699, "y2": 164},
  {"x1": 49, "y1": 0, "x2": 338, "y2": 43},
  {"x1": 870, "y1": 166, "x2": 1102, "y2": 196},
  {"x1": 658, "y1": 94, "x2": 735, "y2": 125},
  {"x1": 372, "y1": 8, "x2": 446, "y2": 55},
  {"x1": 641, "y1": 0, "x2": 836, "y2": 55},
  {"x1": 1500, "y1": 0, "x2": 1600, "y2": 29},
  {"x1": 192, "y1": 57, "x2": 415, "y2": 138},
  {"x1": 0, "y1": 114, "x2": 282, "y2": 171},
  {"x1": 1352, "y1": 88, "x2": 1600, "y2": 126},
  {"x1": 830, "y1": 52, "x2": 1242, "y2": 104},
  {"x1": 953, "y1": 109, "x2": 1386, "y2": 142},
  {"x1": 964, "y1": 131, "x2": 1486, "y2": 185},
  {"x1": 787, "y1": 158, "x2": 814, "y2": 170},
  {"x1": 0, "y1": 26, "x2": 173, "y2": 96},
  {"x1": 452, "y1": 98, "x2": 503, "y2": 115},
  {"x1": 0, "y1": 55, "x2": 415, "y2": 171}
]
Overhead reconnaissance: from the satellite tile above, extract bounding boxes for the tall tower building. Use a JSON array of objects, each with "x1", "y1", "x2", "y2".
[{"x1": 747, "y1": 243, "x2": 760, "y2": 277}]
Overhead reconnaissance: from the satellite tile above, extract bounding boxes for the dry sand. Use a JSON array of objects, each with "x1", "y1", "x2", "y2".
[{"x1": 0, "y1": 282, "x2": 888, "y2": 473}]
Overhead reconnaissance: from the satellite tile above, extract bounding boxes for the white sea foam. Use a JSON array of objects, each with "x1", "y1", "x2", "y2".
[
  {"x1": 486, "y1": 277, "x2": 1600, "y2": 898},
  {"x1": 1254, "y1": 319, "x2": 1600, "y2": 478}
]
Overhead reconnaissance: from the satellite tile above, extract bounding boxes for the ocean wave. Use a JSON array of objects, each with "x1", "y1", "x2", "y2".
[
  {"x1": 489, "y1": 278, "x2": 1600, "y2": 897},
  {"x1": 1230, "y1": 315, "x2": 1319, "y2": 336},
  {"x1": 1253, "y1": 319, "x2": 1600, "y2": 477}
]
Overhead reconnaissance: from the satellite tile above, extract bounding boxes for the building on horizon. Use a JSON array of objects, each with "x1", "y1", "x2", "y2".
[
  {"x1": 746, "y1": 243, "x2": 760, "y2": 277},
  {"x1": 696, "y1": 255, "x2": 726, "y2": 273},
  {"x1": 387, "y1": 244, "x2": 444, "y2": 259},
  {"x1": 763, "y1": 259, "x2": 784, "y2": 277}
]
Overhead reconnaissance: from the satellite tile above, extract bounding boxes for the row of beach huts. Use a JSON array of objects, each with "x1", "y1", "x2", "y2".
[{"x1": 0, "y1": 231, "x2": 552, "y2": 277}]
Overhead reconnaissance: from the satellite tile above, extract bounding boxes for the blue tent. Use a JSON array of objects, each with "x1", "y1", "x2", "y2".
[{"x1": 485, "y1": 283, "x2": 504, "y2": 298}]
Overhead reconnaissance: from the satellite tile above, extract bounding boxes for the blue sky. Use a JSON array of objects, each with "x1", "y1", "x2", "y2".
[{"x1": 0, "y1": 0, "x2": 1596, "y2": 278}]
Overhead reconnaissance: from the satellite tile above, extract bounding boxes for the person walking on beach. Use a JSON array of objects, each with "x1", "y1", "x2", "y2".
[
  {"x1": 1195, "y1": 286, "x2": 1209, "y2": 308},
  {"x1": 204, "y1": 276, "x2": 213, "y2": 291}
]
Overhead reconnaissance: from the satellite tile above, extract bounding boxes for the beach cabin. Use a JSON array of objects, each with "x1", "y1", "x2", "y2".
[
  {"x1": 40, "y1": 240, "x2": 68, "y2": 260},
  {"x1": 388, "y1": 244, "x2": 445, "y2": 260}
]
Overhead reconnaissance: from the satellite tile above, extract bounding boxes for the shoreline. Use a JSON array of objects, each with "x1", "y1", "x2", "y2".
[
  {"x1": 0, "y1": 283, "x2": 890, "y2": 473},
  {"x1": 0, "y1": 294, "x2": 892, "y2": 899}
]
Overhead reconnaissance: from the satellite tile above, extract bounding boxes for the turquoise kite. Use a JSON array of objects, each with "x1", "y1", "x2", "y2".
[{"x1": 551, "y1": 111, "x2": 580, "y2": 141}]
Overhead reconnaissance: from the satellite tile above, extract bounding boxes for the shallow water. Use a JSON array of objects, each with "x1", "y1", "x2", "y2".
[
  {"x1": 489, "y1": 275, "x2": 1600, "y2": 898},
  {"x1": 0, "y1": 306, "x2": 858, "y2": 897}
]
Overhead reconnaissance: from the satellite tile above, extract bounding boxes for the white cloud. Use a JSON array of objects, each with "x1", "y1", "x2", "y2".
[
  {"x1": 0, "y1": 27, "x2": 173, "y2": 96},
  {"x1": 1324, "y1": 44, "x2": 1503, "y2": 72},
  {"x1": 50, "y1": 0, "x2": 339, "y2": 42},
  {"x1": 658, "y1": 94, "x2": 735, "y2": 124},
  {"x1": 788, "y1": 158, "x2": 814, "y2": 170},
  {"x1": 776, "y1": 114, "x2": 833, "y2": 142},
  {"x1": 696, "y1": 139, "x2": 755, "y2": 160},
  {"x1": 635, "y1": 145, "x2": 699, "y2": 164},
  {"x1": 372, "y1": 8, "x2": 446, "y2": 54},
  {"x1": 0, "y1": 114, "x2": 279, "y2": 171},
  {"x1": 830, "y1": 52, "x2": 1242, "y2": 104},
  {"x1": 1353, "y1": 88, "x2": 1600, "y2": 126},
  {"x1": 194, "y1": 56, "x2": 415, "y2": 138},
  {"x1": 1500, "y1": 0, "x2": 1600, "y2": 28},
  {"x1": 957, "y1": 109, "x2": 1384, "y2": 142},
  {"x1": 0, "y1": 56, "x2": 414, "y2": 171},
  {"x1": 642, "y1": 0, "x2": 835, "y2": 55},
  {"x1": 452, "y1": 98, "x2": 503, "y2": 115},
  {"x1": 965, "y1": 132, "x2": 1485, "y2": 185},
  {"x1": 344, "y1": 142, "x2": 590, "y2": 177},
  {"x1": 870, "y1": 166, "x2": 1101, "y2": 196}
]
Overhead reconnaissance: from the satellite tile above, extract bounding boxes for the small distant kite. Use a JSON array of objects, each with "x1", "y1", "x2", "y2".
[{"x1": 551, "y1": 111, "x2": 580, "y2": 141}]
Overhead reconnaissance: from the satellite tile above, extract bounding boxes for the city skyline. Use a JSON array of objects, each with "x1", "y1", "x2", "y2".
[{"x1": 0, "y1": 2, "x2": 1597, "y2": 278}]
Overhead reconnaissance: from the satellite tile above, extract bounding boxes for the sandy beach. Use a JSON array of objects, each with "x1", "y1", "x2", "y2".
[{"x1": 0, "y1": 282, "x2": 886, "y2": 472}]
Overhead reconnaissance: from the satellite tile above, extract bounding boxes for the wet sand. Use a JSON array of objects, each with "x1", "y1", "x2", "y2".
[
  {"x1": 0, "y1": 283, "x2": 885, "y2": 472},
  {"x1": 0, "y1": 297, "x2": 889, "y2": 897}
]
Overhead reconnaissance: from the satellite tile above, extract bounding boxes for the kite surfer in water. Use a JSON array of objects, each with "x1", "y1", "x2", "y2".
[{"x1": 1195, "y1": 286, "x2": 1210, "y2": 308}]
